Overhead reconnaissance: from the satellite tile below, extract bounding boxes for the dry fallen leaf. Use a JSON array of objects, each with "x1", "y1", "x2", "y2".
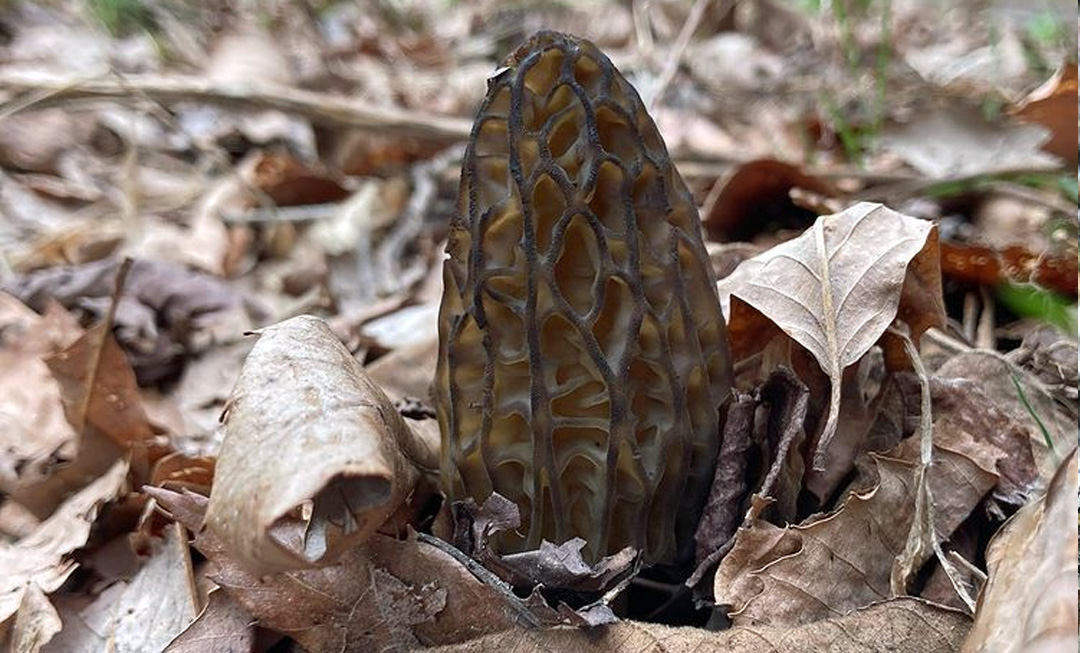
[
  {"x1": 8, "y1": 583, "x2": 62, "y2": 653},
  {"x1": 45, "y1": 323, "x2": 155, "y2": 450},
  {"x1": 163, "y1": 588, "x2": 254, "y2": 653},
  {"x1": 1010, "y1": 63, "x2": 1079, "y2": 166},
  {"x1": 713, "y1": 371, "x2": 1033, "y2": 627},
  {"x1": 716, "y1": 202, "x2": 943, "y2": 467},
  {"x1": 703, "y1": 158, "x2": 837, "y2": 243},
  {"x1": 939, "y1": 241, "x2": 1078, "y2": 297},
  {"x1": 962, "y1": 448, "x2": 1077, "y2": 653},
  {"x1": 713, "y1": 454, "x2": 989, "y2": 626},
  {"x1": 0, "y1": 460, "x2": 128, "y2": 625},
  {"x1": 88, "y1": 524, "x2": 198, "y2": 653},
  {"x1": 365, "y1": 335, "x2": 438, "y2": 404},
  {"x1": 205, "y1": 314, "x2": 439, "y2": 575},
  {"x1": 150, "y1": 488, "x2": 524, "y2": 652},
  {"x1": 3, "y1": 258, "x2": 251, "y2": 385},
  {"x1": 35, "y1": 595, "x2": 102, "y2": 653},
  {"x1": 695, "y1": 368, "x2": 809, "y2": 569},
  {"x1": 423, "y1": 597, "x2": 969, "y2": 653},
  {"x1": 0, "y1": 295, "x2": 82, "y2": 504},
  {"x1": 937, "y1": 351, "x2": 1074, "y2": 480},
  {"x1": 878, "y1": 106, "x2": 1061, "y2": 178}
]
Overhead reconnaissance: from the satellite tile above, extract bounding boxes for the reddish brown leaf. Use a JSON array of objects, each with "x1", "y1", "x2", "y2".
[
  {"x1": 704, "y1": 158, "x2": 837, "y2": 243},
  {"x1": 1010, "y1": 63, "x2": 1079, "y2": 166},
  {"x1": 940, "y1": 241, "x2": 1077, "y2": 297}
]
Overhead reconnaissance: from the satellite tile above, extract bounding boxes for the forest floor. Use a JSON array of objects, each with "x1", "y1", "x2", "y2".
[{"x1": 0, "y1": 1, "x2": 1076, "y2": 652}]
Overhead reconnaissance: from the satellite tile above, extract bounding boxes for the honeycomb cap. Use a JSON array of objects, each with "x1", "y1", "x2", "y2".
[{"x1": 437, "y1": 31, "x2": 732, "y2": 566}]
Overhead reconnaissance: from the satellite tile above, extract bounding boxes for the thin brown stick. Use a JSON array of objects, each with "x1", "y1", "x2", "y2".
[
  {"x1": 73, "y1": 257, "x2": 134, "y2": 434},
  {"x1": 0, "y1": 69, "x2": 472, "y2": 141}
]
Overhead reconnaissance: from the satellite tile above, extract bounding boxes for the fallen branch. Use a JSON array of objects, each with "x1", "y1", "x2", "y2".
[{"x1": 0, "y1": 69, "x2": 472, "y2": 141}]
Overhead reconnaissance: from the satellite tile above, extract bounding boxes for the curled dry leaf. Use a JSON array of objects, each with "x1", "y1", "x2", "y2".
[
  {"x1": 0, "y1": 460, "x2": 128, "y2": 625},
  {"x1": 694, "y1": 368, "x2": 810, "y2": 571},
  {"x1": 246, "y1": 151, "x2": 351, "y2": 207},
  {"x1": 716, "y1": 202, "x2": 944, "y2": 468},
  {"x1": 961, "y1": 449, "x2": 1077, "y2": 653},
  {"x1": 452, "y1": 493, "x2": 637, "y2": 596},
  {"x1": 694, "y1": 391, "x2": 756, "y2": 565},
  {"x1": 149, "y1": 453, "x2": 215, "y2": 495},
  {"x1": 423, "y1": 597, "x2": 969, "y2": 653},
  {"x1": 205, "y1": 315, "x2": 439, "y2": 575}
]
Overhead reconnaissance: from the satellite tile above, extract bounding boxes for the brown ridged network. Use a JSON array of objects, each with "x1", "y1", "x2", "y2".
[{"x1": 436, "y1": 31, "x2": 732, "y2": 565}]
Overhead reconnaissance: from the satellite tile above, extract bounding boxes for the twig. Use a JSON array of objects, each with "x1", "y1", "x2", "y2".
[
  {"x1": 991, "y1": 180, "x2": 1079, "y2": 216},
  {"x1": 888, "y1": 323, "x2": 977, "y2": 612},
  {"x1": 0, "y1": 69, "x2": 472, "y2": 141},
  {"x1": 852, "y1": 166, "x2": 1070, "y2": 205},
  {"x1": 73, "y1": 257, "x2": 134, "y2": 434},
  {"x1": 415, "y1": 532, "x2": 542, "y2": 628},
  {"x1": 374, "y1": 145, "x2": 462, "y2": 295},
  {"x1": 221, "y1": 202, "x2": 343, "y2": 224},
  {"x1": 648, "y1": 0, "x2": 739, "y2": 111}
]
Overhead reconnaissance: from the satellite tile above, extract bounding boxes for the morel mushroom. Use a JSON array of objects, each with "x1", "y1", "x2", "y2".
[{"x1": 437, "y1": 31, "x2": 732, "y2": 566}]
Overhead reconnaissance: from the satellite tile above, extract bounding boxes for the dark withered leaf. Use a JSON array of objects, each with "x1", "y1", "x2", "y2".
[{"x1": 4, "y1": 258, "x2": 252, "y2": 383}]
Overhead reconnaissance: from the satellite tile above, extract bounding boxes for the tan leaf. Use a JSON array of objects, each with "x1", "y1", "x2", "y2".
[
  {"x1": 164, "y1": 588, "x2": 254, "y2": 653},
  {"x1": 716, "y1": 202, "x2": 943, "y2": 466},
  {"x1": 88, "y1": 524, "x2": 198, "y2": 653},
  {"x1": 423, "y1": 597, "x2": 969, "y2": 653},
  {"x1": 205, "y1": 315, "x2": 439, "y2": 575},
  {"x1": 149, "y1": 453, "x2": 216, "y2": 495},
  {"x1": 8, "y1": 583, "x2": 61, "y2": 653},
  {"x1": 878, "y1": 106, "x2": 1061, "y2": 178},
  {"x1": 0, "y1": 460, "x2": 128, "y2": 624},
  {"x1": 366, "y1": 335, "x2": 438, "y2": 404},
  {"x1": 962, "y1": 449, "x2": 1078, "y2": 653},
  {"x1": 0, "y1": 295, "x2": 82, "y2": 510}
]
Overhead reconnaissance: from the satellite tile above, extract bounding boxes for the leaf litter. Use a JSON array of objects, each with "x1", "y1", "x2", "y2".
[{"x1": 0, "y1": 1, "x2": 1075, "y2": 652}]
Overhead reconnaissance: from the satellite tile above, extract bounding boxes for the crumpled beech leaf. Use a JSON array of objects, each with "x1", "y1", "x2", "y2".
[
  {"x1": 436, "y1": 31, "x2": 733, "y2": 566},
  {"x1": 206, "y1": 315, "x2": 439, "y2": 575},
  {"x1": 716, "y1": 202, "x2": 943, "y2": 468}
]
